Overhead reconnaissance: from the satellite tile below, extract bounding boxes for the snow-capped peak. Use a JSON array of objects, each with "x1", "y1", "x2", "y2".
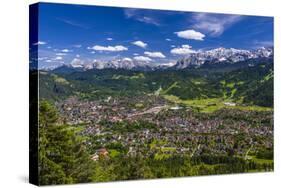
[
  {"x1": 174, "y1": 47, "x2": 273, "y2": 69},
  {"x1": 51, "y1": 47, "x2": 273, "y2": 71}
]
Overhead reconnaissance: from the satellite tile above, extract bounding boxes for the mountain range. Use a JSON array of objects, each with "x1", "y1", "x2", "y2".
[
  {"x1": 49, "y1": 47, "x2": 273, "y2": 72},
  {"x1": 173, "y1": 47, "x2": 273, "y2": 69}
]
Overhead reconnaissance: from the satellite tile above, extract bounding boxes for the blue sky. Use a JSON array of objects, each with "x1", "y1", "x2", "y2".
[{"x1": 33, "y1": 3, "x2": 273, "y2": 69}]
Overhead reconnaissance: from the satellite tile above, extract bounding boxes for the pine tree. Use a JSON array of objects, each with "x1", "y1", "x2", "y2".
[{"x1": 38, "y1": 100, "x2": 94, "y2": 185}]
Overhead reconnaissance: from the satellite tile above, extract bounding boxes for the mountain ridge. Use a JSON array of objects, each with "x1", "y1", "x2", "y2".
[{"x1": 48, "y1": 47, "x2": 273, "y2": 72}]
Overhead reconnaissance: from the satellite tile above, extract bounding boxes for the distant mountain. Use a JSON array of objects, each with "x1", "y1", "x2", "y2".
[
  {"x1": 51, "y1": 65, "x2": 85, "y2": 74},
  {"x1": 68, "y1": 58, "x2": 157, "y2": 71},
  {"x1": 173, "y1": 47, "x2": 273, "y2": 69},
  {"x1": 50, "y1": 47, "x2": 273, "y2": 73}
]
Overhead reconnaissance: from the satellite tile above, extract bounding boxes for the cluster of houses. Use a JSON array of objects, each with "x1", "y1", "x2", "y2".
[{"x1": 56, "y1": 96, "x2": 273, "y2": 161}]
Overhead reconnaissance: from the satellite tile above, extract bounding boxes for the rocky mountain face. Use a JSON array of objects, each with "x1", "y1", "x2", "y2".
[
  {"x1": 69, "y1": 58, "x2": 154, "y2": 71},
  {"x1": 51, "y1": 47, "x2": 273, "y2": 72},
  {"x1": 173, "y1": 47, "x2": 273, "y2": 69}
]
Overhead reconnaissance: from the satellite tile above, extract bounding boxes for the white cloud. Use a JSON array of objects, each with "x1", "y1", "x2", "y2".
[
  {"x1": 161, "y1": 61, "x2": 177, "y2": 67},
  {"x1": 138, "y1": 16, "x2": 160, "y2": 26},
  {"x1": 144, "y1": 51, "x2": 166, "y2": 58},
  {"x1": 132, "y1": 40, "x2": 147, "y2": 48},
  {"x1": 38, "y1": 57, "x2": 48, "y2": 61},
  {"x1": 88, "y1": 45, "x2": 128, "y2": 52},
  {"x1": 170, "y1": 45, "x2": 197, "y2": 55},
  {"x1": 54, "y1": 56, "x2": 63, "y2": 60},
  {"x1": 33, "y1": 41, "x2": 47, "y2": 45},
  {"x1": 45, "y1": 59, "x2": 53, "y2": 63},
  {"x1": 182, "y1": 44, "x2": 192, "y2": 49},
  {"x1": 192, "y1": 13, "x2": 241, "y2": 36},
  {"x1": 56, "y1": 53, "x2": 67, "y2": 56},
  {"x1": 76, "y1": 54, "x2": 80, "y2": 58},
  {"x1": 122, "y1": 57, "x2": 133, "y2": 62},
  {"x1": 124, "y1": 9, "x2": 160, "y2": 26},
  {"x1": 133, "y1": 53, "x2": 139, "y2": 56},
  {"x1": 166, "y1": 38, "x2": 172, "y2": 41},
  {"x1": 106, "y1": 38, "x2": 113, "y2": 41},
  {"x1": 61, "y1": 49, "x2": 71, "y2": 53},
  {"x1": 175, "y1": 29, "x2": 205, "y2": 41},
  {"x1": 70, "y1": 58, "x2": 84, "y2": 68},
  {"x1": 133, "y1": 56, "x2": 152, "y2": 62}
]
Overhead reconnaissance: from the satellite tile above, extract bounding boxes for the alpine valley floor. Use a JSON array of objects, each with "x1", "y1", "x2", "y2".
[{"x1": 37, "y1": 60, "x2": 273, "y2": 185}]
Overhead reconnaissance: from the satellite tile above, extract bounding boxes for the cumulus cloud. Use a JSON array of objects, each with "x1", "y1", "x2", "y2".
[
  {"x1": 132, "y1": 40, "x2": 147, "y2": 48},
  {"x1": 33, "y1": 41, "x2": 47, "y2": 45},
  {"x1": 166, "y1": 38, "x2": 172, "y2": 41},
  {"x1": 70, "y1": 58, "x2": 84, "y2": 68},
  {"x1": 170, "y1": 45, "x2": 197, "y2": 55},
  {"x1": 175, "y1": 29, "x2": 205, "y2": 41},
  {"x1": 61, "y1": 49, "x2": 71, "y2": 53},
  {"x1": 133, "y1": 56, "x2": 152, "y2": 62},
  {"x1": 88, "y1": 45, "x2": 128, "y2": 52},
  {"x1": 144, "y1": 51, "x2": 166, "y2": 58},
  {"x1": 192, "y1": 13, "x2": 241, "y2": 36},
  {"x1": 106, "y1": 38, "x2": 113, "y2": 41},
  {"x1": 54, "y1": 56, "x2": 63, "y2": 60}
]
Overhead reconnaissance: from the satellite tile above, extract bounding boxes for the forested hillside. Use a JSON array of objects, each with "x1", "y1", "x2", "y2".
[{"x1": 39, "y1": 60, "x2": 273, "y2": 108}]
